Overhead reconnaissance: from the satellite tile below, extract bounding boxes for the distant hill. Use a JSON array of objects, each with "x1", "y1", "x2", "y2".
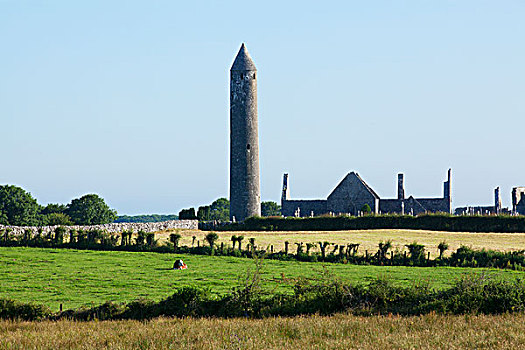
[{"x1": 114, "y1": 214, "x2": 179, "y2": 223}]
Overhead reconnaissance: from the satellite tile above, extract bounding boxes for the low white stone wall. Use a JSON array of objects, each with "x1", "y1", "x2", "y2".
[{"x1": 0, "y1": 220, "x2": 198, "y2": 236}]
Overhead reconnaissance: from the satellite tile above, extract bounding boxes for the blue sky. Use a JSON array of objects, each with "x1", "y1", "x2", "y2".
[{"x1": 1, "y1": 1, "x2": 524, "y2": 214}]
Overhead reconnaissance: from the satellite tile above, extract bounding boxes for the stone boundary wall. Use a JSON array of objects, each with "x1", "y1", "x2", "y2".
[{"x1": 0, "y1": 220, "x2": 198, "y2": 236}]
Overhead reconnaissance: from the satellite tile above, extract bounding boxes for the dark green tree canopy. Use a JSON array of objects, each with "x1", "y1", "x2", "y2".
[
  {"x1": 197, "y1": 205, "x2": 211, "y2": 221},
  {"x1": 261, "y1": 201, "x2": 281, "y2": 217},
  {"x1": 66, "y1": 194, "x2": 117, "y2": 225},
  {"x1": 42, "y1": 212, "x2": 73, "y2": 226},
  {"x1": 41, "y1": 203, "x2": 67, "y2": 215},
  {"x1": 0, "y1": 185, "x2": 41, "y2": 226},
  {"x1": 0, "y1": 211, "x2": 9, "y2": 225},
  {"x1": 179, "y1": 208, "x2": 197, "y2": 220},
  {"x1": 209, "y1": 198, "x2": 229, "y2": 221}
]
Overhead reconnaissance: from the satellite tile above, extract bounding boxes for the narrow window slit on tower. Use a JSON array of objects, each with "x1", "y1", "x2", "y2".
[
  {"x1": 240, "y1": 73, "x2": 244, "y2": 79},
  {"x1": 247, "y1": 144, "x2": 251, "y2": 150},
  {"x1": 253, "y1": 73, "x2": 256, "y2": 79}
]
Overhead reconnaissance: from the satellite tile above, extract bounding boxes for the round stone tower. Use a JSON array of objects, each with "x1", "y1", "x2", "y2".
[{"x1": 229, "y1": 43, "x2": 261, "y2": 221}]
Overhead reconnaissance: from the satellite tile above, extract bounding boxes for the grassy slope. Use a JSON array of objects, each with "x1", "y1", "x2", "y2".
[
  {"x1": 1, "y1": 314, "x2": 525, "y2": 349},
  {"x1": 1, "y1": 247, "x2": 525, "y2": 310},
  {"x1": 156, "y1": 229, "x2": 525, "y2": 258}
]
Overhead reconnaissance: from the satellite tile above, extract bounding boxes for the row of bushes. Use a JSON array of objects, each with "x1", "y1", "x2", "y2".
[
  {"x1": 218, "y1": 214, "x2": 525, "y2": 233},
  {"x1": 2, "y1": 271, "x2": 525, "y2": 321},
  {"x1": 2, "y1": 227, "x2": 525, "y2": 270}
]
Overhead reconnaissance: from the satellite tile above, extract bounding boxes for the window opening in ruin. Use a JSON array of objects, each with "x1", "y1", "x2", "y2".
[
  {"x1": 247, "y1": 144, "x2": 251, "y2": 150},
  {"x1": 253, "y1": 73, "x2": 256, "y2": 79},
  {"x1": 240, "y1": 73, "x2": 244, "y2": 79}
]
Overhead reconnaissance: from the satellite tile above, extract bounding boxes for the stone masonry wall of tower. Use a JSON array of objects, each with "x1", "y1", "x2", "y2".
[{"x1": 229, "y1": 44, "x2": 261, "y2": 221}]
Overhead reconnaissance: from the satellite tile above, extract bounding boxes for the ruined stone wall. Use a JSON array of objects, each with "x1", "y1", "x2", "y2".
[
  {"x1": 281, "y1": 200, "x2": 327, "y2": 217},
  {"x1": 455, "y1": 206, "x2": 495, "y2": 215},
  {"x1": 379, "y1": 199, "x2": 404, "y2": 214},
  {"x1": 512, "y1": 187, "x2": 525, "y2": 214},
  {"x1": 415, "y1": 198, "x2": 450, "y2": 214},
  {"x1": 0, "y1": 220, "x2": 198, "y2": 237}
]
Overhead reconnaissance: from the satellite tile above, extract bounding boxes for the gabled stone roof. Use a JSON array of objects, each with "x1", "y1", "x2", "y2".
[{"x1": 328, "y1": 172, "x2": 380, "y2": 200}]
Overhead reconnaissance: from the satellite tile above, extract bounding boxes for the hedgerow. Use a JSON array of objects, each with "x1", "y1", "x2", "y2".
[
  {"x1": 1, "y1": 227, "x2": 525, "y2": 270},
  {"x1": 4, "y1": 272, "x2": 525, "y2": 321},
  {"x1": 217, "y1": 214, "x2": 525, "y2": 233}
]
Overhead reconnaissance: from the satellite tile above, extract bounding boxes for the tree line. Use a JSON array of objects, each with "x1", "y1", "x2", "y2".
[
  {"x1": 0, "y1": 185, "x2": 117, "y2": 226},
  {"x1": 178, "y1": 198, "x2": 281, "y2": 221}
]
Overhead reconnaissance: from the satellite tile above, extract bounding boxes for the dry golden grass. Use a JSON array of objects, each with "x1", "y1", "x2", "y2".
[
  {"x1": 154, "y1": 229, "x2": 525, "y2": 258},
  {"x1": 1, "y1": 314, "x2": 524, "y2": 349}
]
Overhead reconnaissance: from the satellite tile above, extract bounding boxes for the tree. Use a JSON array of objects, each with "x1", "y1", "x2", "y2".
[
  {"x1": 209, "y1": 198, "x2": 229, "y2": 221},
  {"x1": 0, "y1": 185, "x2": 41, "y2": 226},
  {"x1": 135, "y1": 230, "x2": 146, "y2": 246},
  {"x1": 54, "y1": 226, "x2": 67, "y2": 244},
  {"x1": 146, "y1": 233, "x2": 156, "y2": 247},
  {"x1": 205, "y1": 232, "x2": 219, "y2": 255},
  {"x1": 261, "y1": 201, "x2": 281, "y2": 217},
  {"x1": 66, "y1": 194, "x2": 117, "y2": 225},
  {"x1": 306, "y1": 243, "x2": 315, "y2": 256},
  {"x1": 169, "y1": 233, "x2": 182, "y2": 249},
  {"x1": 377, "y1": 240, "x2": 393, "y2": 261},
  {"x1": 237, "y1": 235, "x2": 244, "y2": 251},
  {"x1": 405, "y1": 242, "x2": 425, "y2": 261},
  {"x1": 0, "y1": 211, "x2": 8, "y2": 225},
  {"x1": 318, "y1": 241, "x2": 331, "y2": 259},
  {"x1": 249, "y1": 237, "x2": 256, "y2": 252},
  {"x1": 361, "y1": 204, "x2": 372, "y2": 214},
  {"x1": 438, "y1": 241, "x2": 449, "y2": 259},
  {"x1": 41, "y1": 213, "x2": 73, "y2": 226},
  {"x1": 197, "y1": 206, "x2": 211, "y2": 221},
  {"x1": 178, "y1": 208, "x2": 197, "y2": 220},
  {"x1": 41, "y1": 203, "x2": 67, "y2": 215}
]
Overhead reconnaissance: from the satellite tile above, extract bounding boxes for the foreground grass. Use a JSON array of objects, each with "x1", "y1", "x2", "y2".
[
  {"x1": 2, "y1": 247, "x2": 525, "y2": 310},
  {"x1": 1, "y1": 314, "x2": 524, "y2": 349},
  {"x1": 158, "y1": 229, "x2": 525, "y2": 258}
]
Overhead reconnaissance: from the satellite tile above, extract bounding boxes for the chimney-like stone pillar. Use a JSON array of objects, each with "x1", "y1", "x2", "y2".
[
  {"x1": 494, "y1": 187, "x2": 501, "y2": 214},
  {"x1": 397, "y1": 174, "x2": 405, "y2": 200}
]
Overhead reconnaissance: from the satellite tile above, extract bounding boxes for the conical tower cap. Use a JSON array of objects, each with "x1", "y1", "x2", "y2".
[{"x1": 231, "y1": 43, "x2": 257, "y2": 71}]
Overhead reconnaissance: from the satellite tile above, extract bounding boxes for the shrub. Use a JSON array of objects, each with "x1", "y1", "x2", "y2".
[
  {"x1": 222, "y1": 214, "x2": 525, "y2": 233},
  {"x1": 63, "y1": 301, "x2": 125, "y2": 321},
  {"x1": 169, "y1": 233, "x2": 182, "y2": 249},
  {"x1": 155, "y1": 287, "x2": 212, "y2": 317},
  {"x1": 54, "y1": 226, "x2": 66, "y2": 244},
  {"x1": 405, "y1": 242, "x2": 425, "y2": 262},
  {"x1": 437, "y1": 241, "x2": 449, "y2": 259},
  {"x1": 0, "y1": 298, "x2": 51, "y2": 320},
  {"x1": 146, "y1": 233, "x2": 156, "y2": 247},
  {"x1": 204, "y1": 232, "x2": 219, "y2": 255},
  {"x1": 135, "y1": 230, "x2": 146, "y2": 246}
]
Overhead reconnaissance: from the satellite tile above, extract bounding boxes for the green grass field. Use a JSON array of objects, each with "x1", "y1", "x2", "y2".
[{"x1": 1, "y1": 247, "x2": 525, "y2": 310}]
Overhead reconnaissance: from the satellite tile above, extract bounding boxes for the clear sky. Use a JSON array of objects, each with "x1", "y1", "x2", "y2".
[{"x1": 1, "y1": 1, "x2": 524, "y2": 214}]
